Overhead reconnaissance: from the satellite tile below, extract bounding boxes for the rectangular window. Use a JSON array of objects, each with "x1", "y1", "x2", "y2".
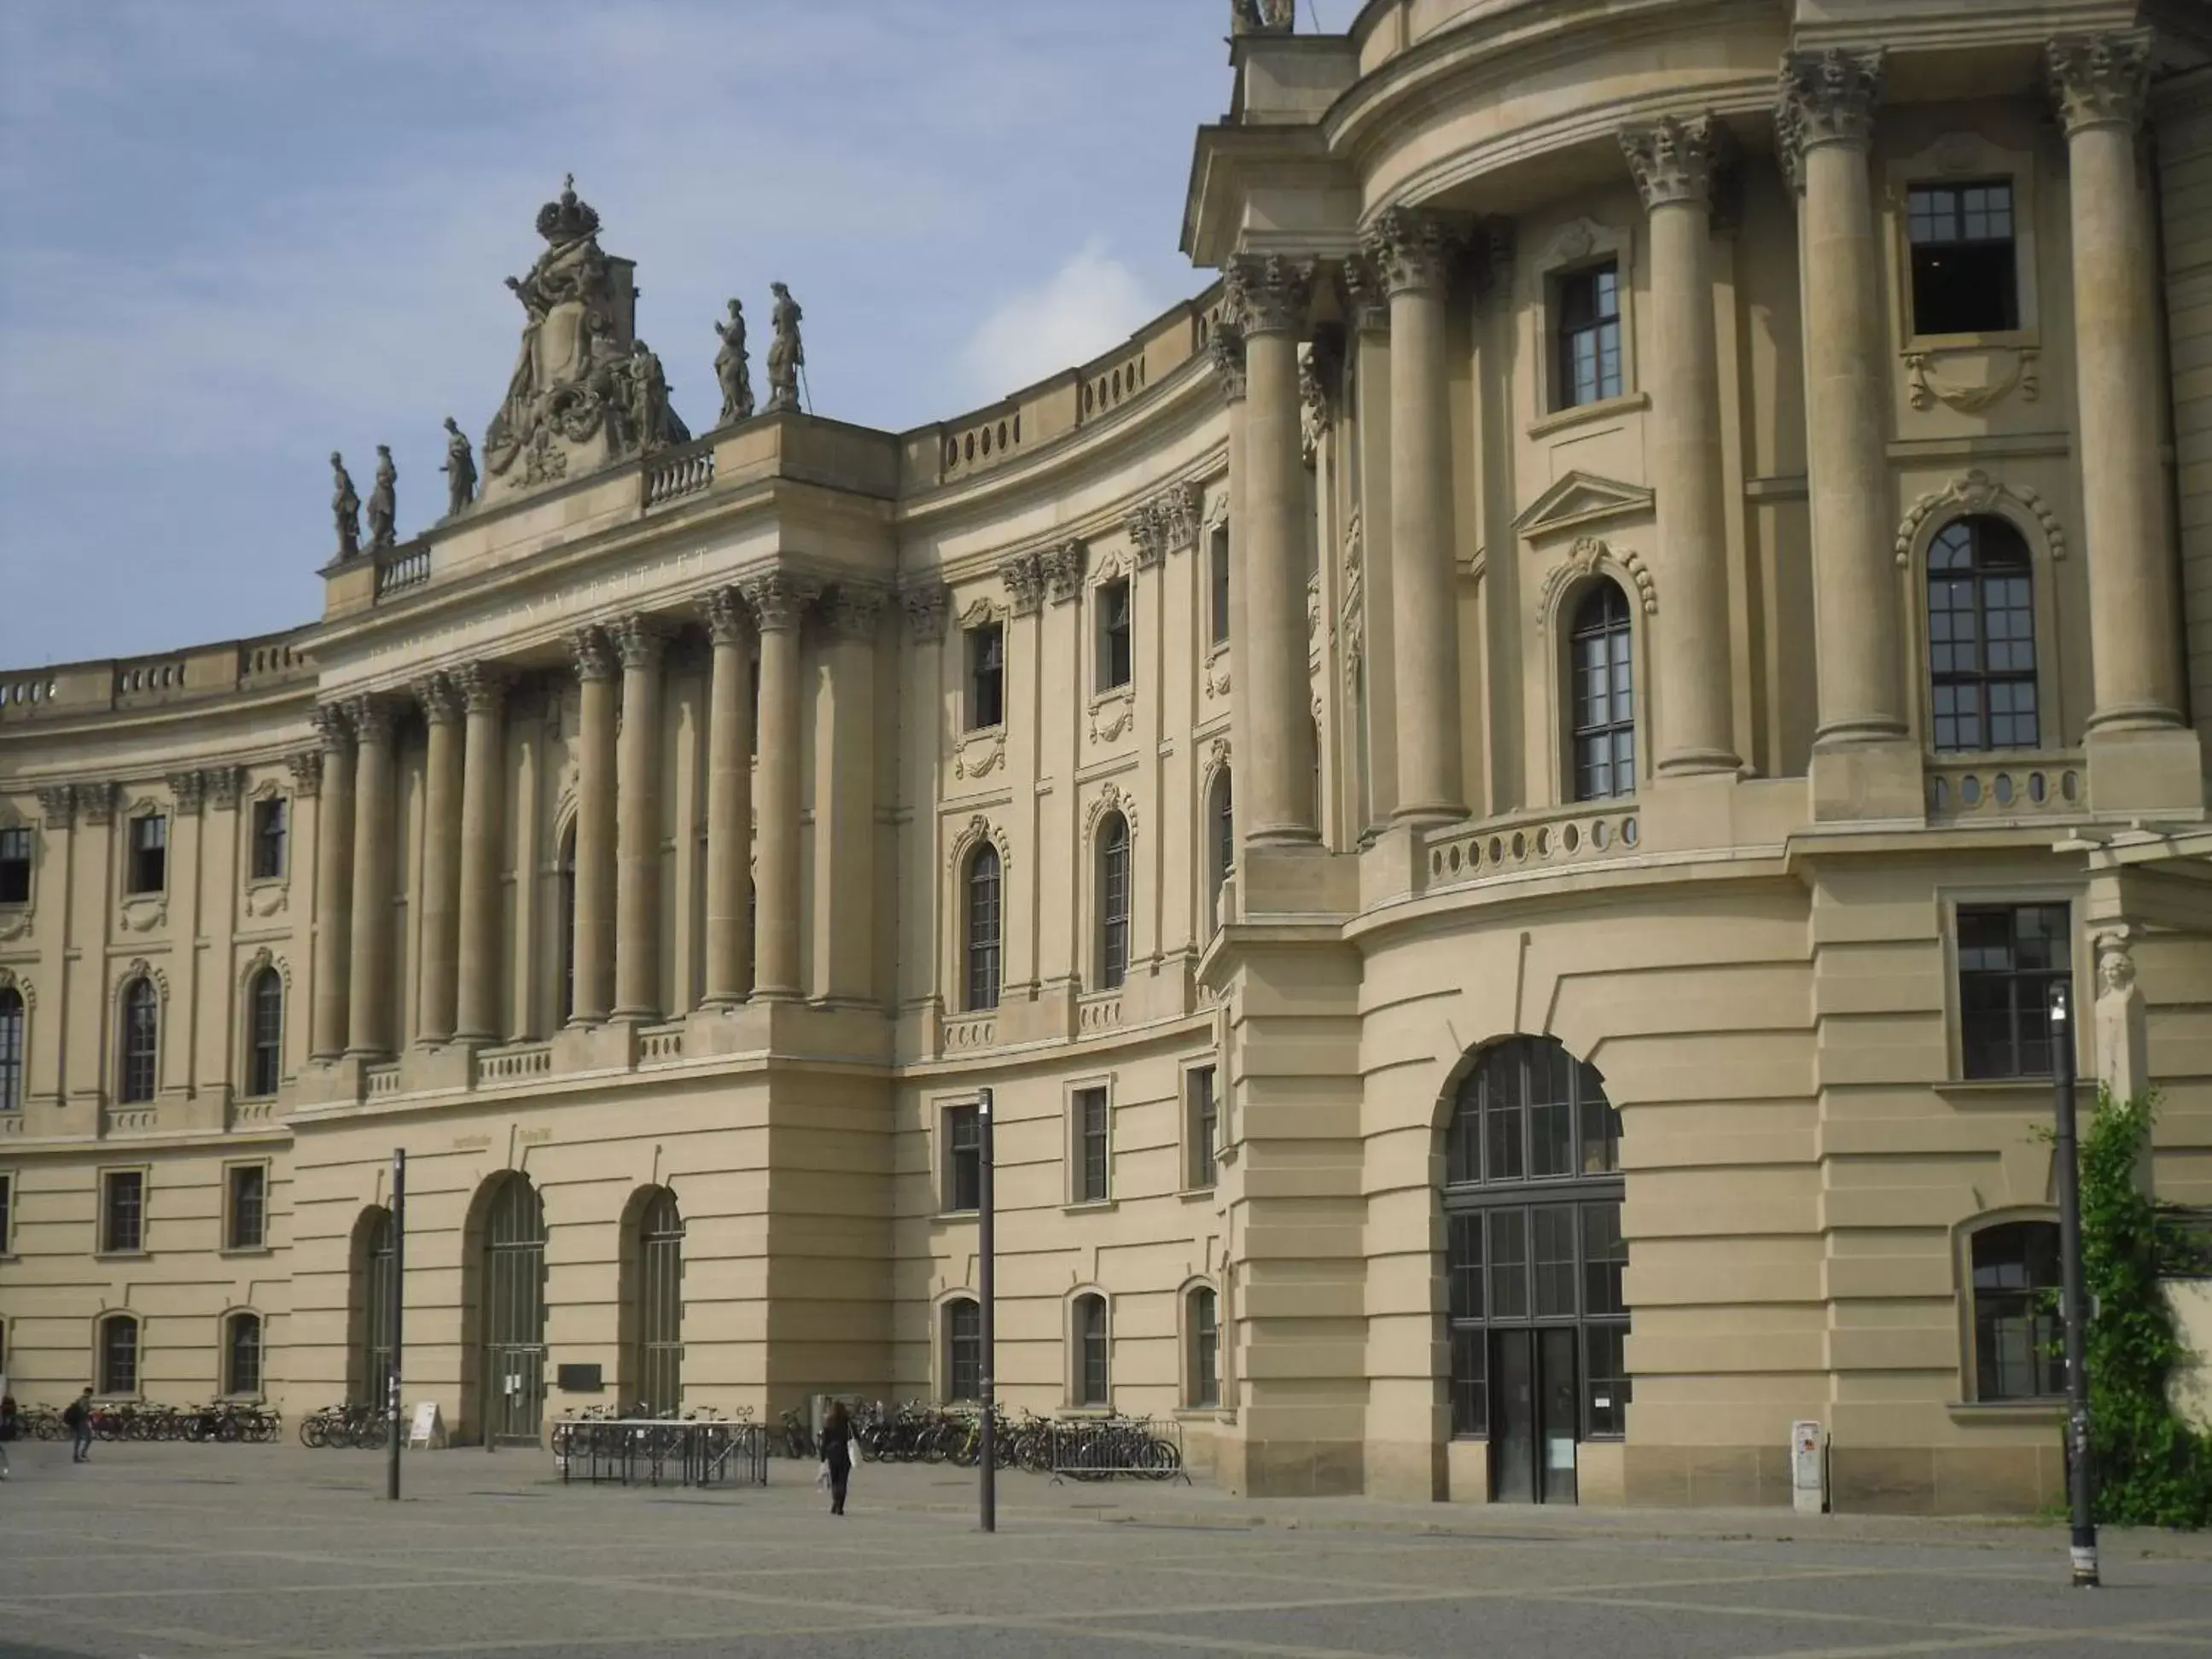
[
  {"x1": 946, "y1": 1300, "x2": 981, "y2": 1402},
  {"x1": 1556, "y1": 264, "x2": 1623, "y2": 410},
  {"x1": 1449, "y1": 1327, "x2": 1487, "y2": 1438},
  {"x1": 1187, "y1": 1066, "x2": 1219, "y2": 1190},
  {"x1": 1097, "y1": 579, "x2": 1133, "y2": 691},
  {"x1": 967, "y1": 622, "x2": 1004, "y2": 731},
  {"x1": 250, "y1": 798, "x2": 288, "y2": 882},
  {"x1": 1074, "y1": 1086, "x2": 1109, "y2": 1203},
  {"x1": 1447, "y1": 1212, "x2": 1485, "y2": 1322},
  {"x1": 0, "y1": 1172, "x2": 12, "y2": 1254},
  {"x1": 1580, "y1": 1202, "x2": 1627, "y2": 1317},
  {"x1": 228, "y1": 1314, "x2": 262, "y2": 1396},
  {"x1": 1958, "y1": 903, "x2": 2070, "y2": 1079},
  {"x1": 1209, "y1": 528, "x2": 1231, "y2": 646},
  {"x1": 1532, "y1": 1204, "x2": 1579, "y2": 1318},
  {"x1": 1583, "y1": 1323, "x2": 1630, "y2": 1438},
  {"x1": 1190, "y1": 1292, "x2": 1220, "y2": 1408},
  {"x1": 943, "y1": 1103, "x2": 981, "y2": 1214},
  {"x1": 102, "y1": 1317, "x2": 138, "y2": 1395},
  {"x1": 0, "y1": 826, "x2": 31, "y2": 905},
  {"x1": 1075, "y1": 1297, "x2": 1109, "y2": 1406},
  {"x1": 127, "y1": 815, "x2": 167, "y2": 896},
  {"x1": 1488, "y1": 1207, "x2": 1529, "y2": 1320},
  {"x1": 227, "y1": 1164, "x2": 267, "y2": 1251},
  {"x1": 1907, "y1": 180, "x2": 2019, "y2": 337},
  {"x1": 102, "y1": 1169, "x2": 144, "y2": 1254}
]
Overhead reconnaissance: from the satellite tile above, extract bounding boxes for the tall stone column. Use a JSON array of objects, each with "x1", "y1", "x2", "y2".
[
  {"x1": 1780, "y1": 49, "x2": 1906, "y2": 748},
  {"x1": 569, "y1": 627, "x2": 618, "y2": 1024},
  {"x1": 1366, "y1": 211, "x2": 1468, "y2": 824},
  {"x1": 344, "y1": 695, "x2": 399, "y2": 1057},
  {"x1": 414, "y1": 675, "x2": 463, "y2": 1045},
  {"x1": 453, "y1": 663, "x2": 510, "y2": 1044},
  {"x1": 1342, "y1": 257, "x2": 1399, "y2": 826},
  {"x1": 1226, "y1": 253, "x2": 1319, "y2": 847},
  {"x1": 821, "y1": 586, "x2": 883, "y2": 1004},
  {"x1": 745, "y1": 572, "x2": 819, "y2": 999},
  {"x1": 2049, "y1": 32, "x2": 2187, "y2": 735},
  {"x1": 309, "y1": 706, "x2": 355, "y2": 1061},
  {"x1": 701, "y1": 588, "x2": 756, "y2": 1007},
  {"x1": 612, "y1": 614, "x2": 671, "y2": 1022},
  {"x1": 1622, "y1": 114, "x2": 1743, "y2": 777},
  {"x1": 1211, "y1": 322, "x2": 1251, "y2": 851}
]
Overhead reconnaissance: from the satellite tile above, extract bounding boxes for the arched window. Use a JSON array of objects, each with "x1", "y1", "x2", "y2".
[
  {"x1": 246, "y1": 969, "x2": 283, "y2": 1098},
  {"x1": 119, "y1": 977, "x2": 158, "y2": 1104},
  {"x1": 964, "y1": 843, "x2": 1001, "y2": 1012},
  {"x1": 1186, "y1": 1286, "x2": 1220, "y2": 1408},
  {"x1": 1970, "y1": 1220, "x2": 2064, "y2": 1400},
  {"x1": 225, "y1": 1311, "x2": 263, "y2": 1396},
  {"x1": 1097, "y1": 814, "x2": 1130, "y2": 990},
  {"x1": 99, "y1": 1312, "x2": 139, "y2": 1395},
  {"x1": 1072, "y1": 1292, "x2": 1109, "y2": 1406},
  {"x1": 943, "y1": 1297, "x2": 981, "y2": 1403},
  {"x1": 0, "y1": 986, "x2": 22, "y2": 1113},
  {"x1": 1929, "y1": 515, "x2": 2038, "y2": 753},
  {"x1": 472, "y1": 1173, "x2": 548, "y2": 1446},
  {"x1": 632, "y1": 1188, "x2": 684, "y2": 1417},
  {"x1": 556, "y1": 823, "x2": 578, "y2": 1024},
  {"x1": 1205, "y1": 771, "x2": 1234, "y2": 935},
  {"x1": 1442, "y1": 1036, "x2": 1627, "y2": 1505},
  {"x1": 355, "y1": 1207, "x2": 396, "y2": 1403},
  {"x1": 1569, "y1": 582, "x2": 1635, "y2": 801}
]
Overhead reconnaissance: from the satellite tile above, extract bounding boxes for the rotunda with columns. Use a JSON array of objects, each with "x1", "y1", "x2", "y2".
[{"x1": 3, "y1": 0, "x2": 2210, "y2": 1512}]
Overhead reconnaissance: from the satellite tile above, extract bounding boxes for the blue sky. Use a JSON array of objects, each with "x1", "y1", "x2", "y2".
[{"x1": 0, "y1": 1, "x2": 1340, "y2": 667}]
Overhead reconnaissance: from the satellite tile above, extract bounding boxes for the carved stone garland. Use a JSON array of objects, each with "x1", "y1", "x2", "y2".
[
  {"x1": 1893, "y1": 470, "x2": 2067, "y2": 567},
  {"x1": 1535, "y1": 537, "x2": 1656, "y2": 631}
]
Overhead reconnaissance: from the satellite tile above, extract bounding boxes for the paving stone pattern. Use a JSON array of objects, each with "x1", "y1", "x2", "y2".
[{"x1": 2, "y1": 1441, "x2": 2209, "y2": 1657}]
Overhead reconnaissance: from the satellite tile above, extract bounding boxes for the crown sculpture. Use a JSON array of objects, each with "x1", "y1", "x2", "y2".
[{"x1": 480, "y1": 176, "x2": 690, "y2": 499}]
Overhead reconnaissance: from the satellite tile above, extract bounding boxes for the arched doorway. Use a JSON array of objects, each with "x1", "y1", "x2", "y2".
[
  {"x1": 350, "y1": 1206, "x2": 396, "y2": 1407},
  {"x1": 472, "y1": 1173, "x2": 548, "y2": 1445},
  {"x1": 1441, "y1": 1036, "x2": 1628, "y2": 1504},
  {"x1": 627, "y1": 1187, "x2": 684, "y2": 1416}
]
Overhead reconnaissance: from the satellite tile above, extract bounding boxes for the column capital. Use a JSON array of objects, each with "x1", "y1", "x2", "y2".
[
  {"x1": 1225, "y1": 253, "x2": 1316, "y2": 338},
  {"x1": 452, "y1": 661, "x2": 512, "y2": 715},
  {"x1": 999, "y1": 550, "x2": 1045, "y2": 616},
  {"x1": 903, "y1": 584, "x2": 951, "y2": 643},
  {"x1": 1125, "y1": 504, "x2": 1169, "y2": 570},
  {"x1": 1363, "y1": 207, "x2": 1464, "y2": 297},
  {"x1": 742, "y1": 571, "x2": 822, "y2": 633},
  {"x1": 2046, "y1": 31, "x2": 2151, "y2": 138},
  {"x1": 412, "y1": 672, "x2": 461, "y2": 725},
  {"x1": 344, "y1": 694, "x2": 400, "y2": 746},
  {"x1": 286, "y1": 748, "x2": 324, "y2": 799},
  {"x1": 701, "y1": 585, "x2": 753, "y2": 646},
  {"x1": 610, "y1": 613, "x2": 675, "y2": 671},
  {"x1": 167, "y1": 770, "x2": 207, "y2": 815},
  {"x1": 1338, "y1": 253, "x2": 1390, "y2": 334},
  {"x1": 312, "y1": 701, "x2": 353, "y2": 753},
  {"x1": 80, "y1": 781, "x2": 119, "y2": 826},
  {"x1": 36, "y1": 783, "x2": 75, "y2": 829},
  {"x1": 1208, "y1": 320, "x2": 1249, "y2": 404},
  {"x1": 1777, "y1": 48, "x2": 1884, "y2": 184},
  {"x1": 207, "y1": 765, "x2": 244, "y2": 812},
  {"x1": 1621, "y1": 113, "x2": 1727, "y2": 212},
  {"x1": 826, "y1": 583, "x2": 888, "y2": 642},
  {"x1": 569, "y1": 626, "x2": 619, "y2": 682},
  {"x1": 1040, "y1": 539, "x2": 1088, "y2": 603}
]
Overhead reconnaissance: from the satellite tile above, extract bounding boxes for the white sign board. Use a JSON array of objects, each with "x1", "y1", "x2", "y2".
[
  {"x1": 408, "y1": 1401, "x2": 446, "y2": 1448},
  {"x1": 1790, "y1": 1418, "x2": 1825, "y2": 1515}
]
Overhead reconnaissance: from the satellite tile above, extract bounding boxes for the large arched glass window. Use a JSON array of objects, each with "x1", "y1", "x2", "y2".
[
  {"x1": 0, "y1": 986, "x2": 23, "y2": 1113},
  {"x1": 964, "y1": 843, "x2": 1001, "y2": 1012},
  {"x1": 631, "y1": 1188, "x2": 684, "y2": 1416},
  {"x1": 119, "y1": 977, "x2": 158, "y2": 1104},
  {"x1": 246, "y1": 969, "x2": 283, "y2": 1098},
  {"x1": 1206, "y1": 771, "x2": 1234, "y2": 935},
  {"x1": 1442, "y1": 1036, "x2": 1627, "y2": 1505},
  {"x1": 1928, "y1": 515, "x2": 2038, "y2": 753},
  {"x1": 356, "y1": 1207, "x2": 396, "y2": 1402},
  {"x1": 1569, "y1": 582, "x2": 1634, "y2": 801},
  {"x1": 1072, "y1": 1293, "x2": 1109, "y2": 1406},
  {"x1": 1097, "y1": 813, "x2": 1130, "y2": 990},
  {"x1": 943, "y1": 1297, "x2": 981, "y2": 1403},
  {"x1": 225, "y1": 1311, "x2": 263, "y2": 1396},
  {"x1": 1186, "y1": 1285, "x2": 1220, "y2": 1408},
  {"x1": 1970, "y1": 1220, "x2": 2064, "y2": 1401},
  {"x1": 99, "y1": 1312, "x2": 140, "y2": 1394}
]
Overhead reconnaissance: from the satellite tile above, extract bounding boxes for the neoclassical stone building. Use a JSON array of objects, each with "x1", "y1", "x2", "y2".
[{"x1": 3, "y1": 0, "x2": 2210, "y2": 1512}]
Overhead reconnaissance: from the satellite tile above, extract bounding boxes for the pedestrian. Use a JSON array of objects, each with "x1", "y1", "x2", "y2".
[
  {"x1": 64, "y1": 1386, "x2": 93, "y2": 1463},
  {"x1": 0, "y1": 1392, "x2": 16, "y2": 1480},
  {"x1": 819, "y1": 1400, "x2": 853, "y2": 1516}
]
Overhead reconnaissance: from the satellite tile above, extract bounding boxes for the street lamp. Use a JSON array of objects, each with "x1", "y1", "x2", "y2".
[
  {"x1": 977, "y1": 1086, "x2": 996, "y2": 1534},
  {"x1": 2049, "y1": 982, "x2": 2098, "y2": 1587}
]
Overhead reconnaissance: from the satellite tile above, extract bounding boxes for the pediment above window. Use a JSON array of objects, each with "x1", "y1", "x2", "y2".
[{"x1": 1513, "y1": 471, "x2": 1655, "y2": 544}]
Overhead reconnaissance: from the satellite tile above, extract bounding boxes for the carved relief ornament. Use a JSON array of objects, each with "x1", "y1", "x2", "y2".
[
  {"x1": 1339, "y1": 253, "x2": 1390, "y2": 334},
  {"x1": 1363, "y1": 207, "x2": 1462, "y2": 296},
  {"x1": 1039, "y1": 540, "x2": 1088, "y2": 605},
  {"x1": 1894, "y1": 470, "x2": 2067, "y2": 567},
  {"x1": 207, "y1": 766, "x2": 244, "y2": 812},
  {"x1": 80, "y1": 782, "x2": 119, "y2": 826},
  {"x1": 452, "y1": 661, "x2": 513, "y2": 714},
  {"x1": 285, "y1": 749, "x2": 323, "y2": 799},
  {"x1": 1620, "y1": 114, "x2": 1726, "y2": 211},
  {"x1": 1085, "y1": 781, "x2": 1140, "y2": 841},
  {"x1": 999, "y1": 550, "x2": 1045, "y2": 616},
  {"x1": 827, "y1": 585, "x2": 888, "y2": 642},
  {"x1": 946, "y1": 814, "x2": 1011, "y2": 876},
  {"x1": 36, "y1": 784, "x2": 75, "y2": 829},
  {"x1": 1208, "y1": 321, "x2": 1249, "y2": 404},
  {"x1": 740, "y1": 572, "x2": 820, "y2": 634},
  {"x1": 2046, "y1": 31, "x2": 2151, "y2": 137},
  {"x1": 904, "y1": 584, "x2": 952, "y2": 643},
  {"x1": 1536, "y1": 537, "x2": 1656, "y2": 631},
  {"x1": 701, "y1": 585, "x2": 752, "y2": 646},
  {"x1": 1223, "y1": 255, "x2": 1315, "y2": 338},
  {"x1": 1777, "y1": 48, "x2": 1885, "y2": 186}
]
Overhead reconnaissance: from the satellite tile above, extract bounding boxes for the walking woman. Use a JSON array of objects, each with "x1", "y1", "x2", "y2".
[{"x1": 820, "y1": 1401, "x2": 853, "y2": 1516}]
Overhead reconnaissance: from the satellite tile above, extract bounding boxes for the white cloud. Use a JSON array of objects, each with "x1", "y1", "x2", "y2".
[{"x1": 959, "y1": 242, "x2": 1159, "y2": 405}]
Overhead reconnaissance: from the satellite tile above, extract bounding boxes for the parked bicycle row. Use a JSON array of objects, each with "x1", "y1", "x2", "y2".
[
  {"x1": 9, "y1": 1400, "x2": 282, "y2": 1443},
  {"x1": 787, "y1": 1400, "x2": 1182, "y2": 1478},
  {"x1": 299, "y1": 1403, "x2": 393, "y2": 1448}
]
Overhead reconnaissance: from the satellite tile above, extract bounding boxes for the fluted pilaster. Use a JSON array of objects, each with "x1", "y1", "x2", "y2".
[
  {"x1": 744, "y1": 572, "x2": 819, "y2": 998},
  {"x1": 344, "y1": 695, "x2": 399, "y2": 1057},
  {"x1": 568, "y1": 627, "x2": 618, "y2": 1022},
  {"x1": 453, "y1": 662, "x2": 510, "y2": 1043},
  {"x1": 701, "y1": 589, "x2": 755, "y2": 1007}
]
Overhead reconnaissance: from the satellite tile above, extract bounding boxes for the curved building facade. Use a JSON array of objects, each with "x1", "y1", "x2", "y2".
[{"x1": 4, "y1": 0, "x2": 2212, "y2": 1512}]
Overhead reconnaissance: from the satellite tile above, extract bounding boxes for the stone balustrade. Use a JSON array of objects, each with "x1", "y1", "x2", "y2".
[
  {"x1": 478, "y1": 1042, "x2": 552, "y2": 1084},
  {"x1": 637, "y1": 1023, "x2": 686, "y2": 1063},
  {"x1": 1423, "y1": 801, "x2": 1643, "y2": 893},
  {"x1": 644, "y1": 439, "x2": 716, "y2": 506},
  {"x1": 1925, "y1": 754, "x2": 2085, "y2": 822},
  {"x1": 374, "y1": 544, "x2": 434, "y2": 597}
]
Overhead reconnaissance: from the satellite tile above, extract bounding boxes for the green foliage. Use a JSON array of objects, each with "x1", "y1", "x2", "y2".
[{"x1": 2079, "y1": 1090, "x2": 2212, "y2": 1528}]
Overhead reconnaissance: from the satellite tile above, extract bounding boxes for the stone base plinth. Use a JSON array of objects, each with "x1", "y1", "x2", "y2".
[{"x1": 2087, "y1": 724, "x2": 2205, "y2": 813}]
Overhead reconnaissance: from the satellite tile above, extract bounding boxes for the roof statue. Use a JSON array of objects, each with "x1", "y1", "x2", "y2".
[
  {"x1": 1231, "y1": 0, "x2": 1295, "y2": 35},
  {"x1": 765, "y1": 282, "x2": 804, "y2": 414},
  {"x1": 439, "y1": 416, "x2": 477, "y2": 519},
  {"x1": 330, "y1": 451, "x2": 360, "y2": 560},
  {"x1": 366, "y1": 445, "x2": 398, "y2": 550},
  {"x1": 480, "y1": 176, "x2": 688, "y2": 499},
  {"x1": 714, "y1": 299, "x2": 755, "y2": 427}
]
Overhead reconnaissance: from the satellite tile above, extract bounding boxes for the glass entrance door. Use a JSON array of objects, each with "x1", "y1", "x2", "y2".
[
  {"x1": 1540, "y1": 1326, "x2": 1580, "y2": 1504},
  {"x1": 1491, "y1": 1330, "x2": 1536, "y2": 1503}
]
